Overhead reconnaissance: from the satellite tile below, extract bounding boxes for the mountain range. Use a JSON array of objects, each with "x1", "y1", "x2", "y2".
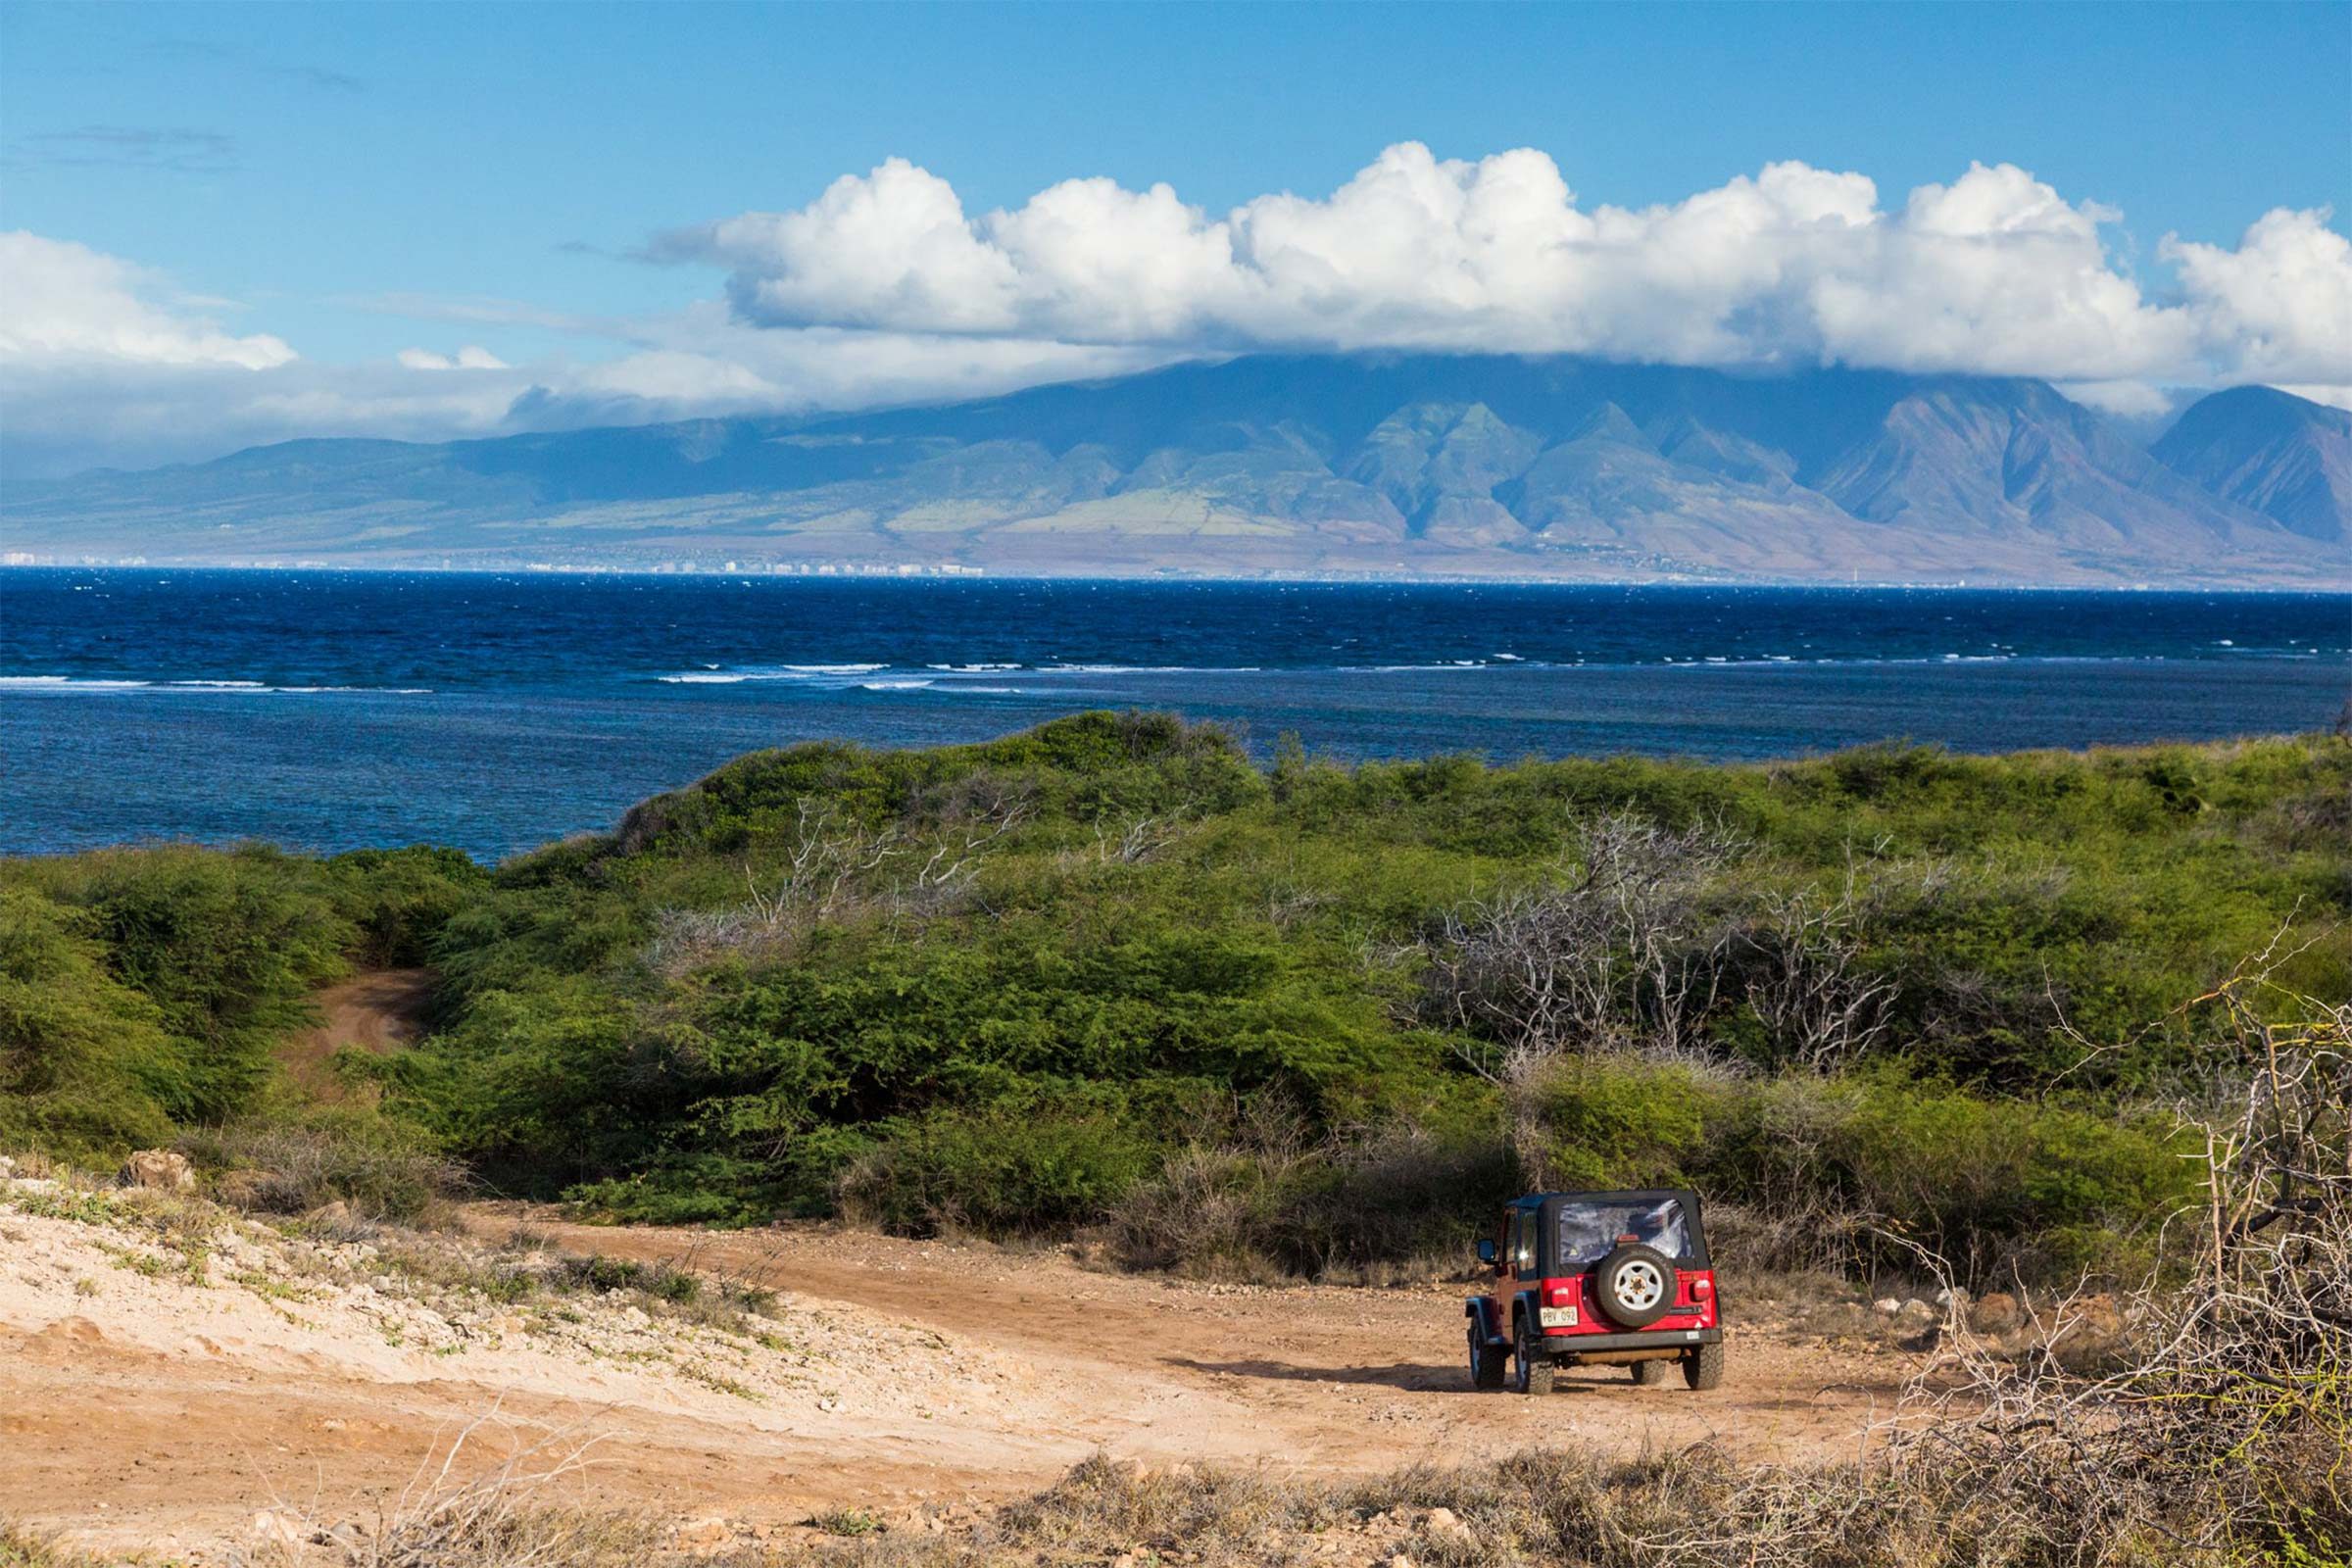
[{"x1": 5, "y1": 354, "x2": 2348, "y2": 584}]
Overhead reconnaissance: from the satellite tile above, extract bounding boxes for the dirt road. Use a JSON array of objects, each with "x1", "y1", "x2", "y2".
[
  {"x1": 0, "y1": 972, "x2": 1917, "y2": 1556},
  {"x1": 467, "y1": 1205, "x2": 1908, "y2": 1479},
  {"x1": 274, "y1": 968, "x2": 435, "y2": 1101},
  {"x1": 0, "y1": 1195, "x2": 1916, "y2": 1556}
]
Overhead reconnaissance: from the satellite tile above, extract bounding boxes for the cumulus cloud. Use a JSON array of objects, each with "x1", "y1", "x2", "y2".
[
  {"x1": 669, "y1": 143, "x2": 2352, "y2": 391},
  {"x1": 6, "y1": 146, "x2": 2348, "y2": 477},
  {"x1": 2163, "y1": 208, "x2": 2352, "y2": 387},
  {"x1": 0, "y1": 235, "x2": 1160, "y2": 473},
  {"x1": 0, "y1": 230, "x2": 294, "y2": 369}
]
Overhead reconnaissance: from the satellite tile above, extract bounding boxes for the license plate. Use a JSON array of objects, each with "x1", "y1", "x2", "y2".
[{"x1": 1539, "y1": 1306, "x2": 1578, "y2": 1328}]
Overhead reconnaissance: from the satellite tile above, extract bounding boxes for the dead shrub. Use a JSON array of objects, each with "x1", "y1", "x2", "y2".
[{"x1": 184, "y1": 1119, "x2": 463, "y2": 1223}]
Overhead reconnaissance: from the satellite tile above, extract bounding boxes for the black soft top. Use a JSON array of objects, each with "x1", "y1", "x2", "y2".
[{"x1": 1507, "y1": 1188, "x2": 1711, "y2": 1271}]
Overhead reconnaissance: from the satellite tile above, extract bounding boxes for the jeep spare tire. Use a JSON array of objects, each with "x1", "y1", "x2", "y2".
[{"x1": 1592, "y1": 1244, "x2": 1676, "y2": 1328}]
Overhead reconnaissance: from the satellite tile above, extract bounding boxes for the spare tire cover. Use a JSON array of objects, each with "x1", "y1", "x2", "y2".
[{"x1": 1593, "y1": 1244, "x2": 1676, "y2": 1328}]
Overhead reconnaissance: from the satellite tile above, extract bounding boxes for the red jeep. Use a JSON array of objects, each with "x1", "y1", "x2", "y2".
[{"x1": 1466, "y1": 1188, "x2": 1724, "y2": 1393}]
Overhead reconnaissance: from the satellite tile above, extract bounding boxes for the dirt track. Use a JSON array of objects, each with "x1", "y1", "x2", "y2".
[
  {"x1": 0, "y1": 970, "x2": 1920, "y2": 1555},
  {"x1": 275, "y1": 968, "x2": 436, "y2": 1101},
  {"x1": 470, "y1": 1206, "x2": 1911, "y2": 1477},
  {"x1": 1, "y1": 1200, "x2": 1915, "y2": 1556}
]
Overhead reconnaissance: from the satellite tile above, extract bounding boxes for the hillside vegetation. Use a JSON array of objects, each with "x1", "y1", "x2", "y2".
[{"x1": 5, "y1": 714, "x2": 2347, "y2": 1288}]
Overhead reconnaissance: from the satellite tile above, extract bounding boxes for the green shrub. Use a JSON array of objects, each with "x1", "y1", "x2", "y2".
[
  {"x1": 326, "y1": 845, "x2": 485, "y2": 968},
  {"x1": 837, "y1": 1101, "x2": 1156, "y2": 1237},
  {"x1": 1, "y1": 718, "x2": 2336, "y2": 1291},
  {"x1": 1691, "y1": 1072, "x2": 2198, "y2": 1281},
  {"x1": 5, "y1": 846, "x2": 353, "y2": 1127},
  {"x1": 1528, "y1": 1054, "x2": 1723, "y2": 1190},
  {"x1": 0, "y1": 886, "x2": 177, "y2": 1158},
  {"x1": 562, "y1": 1253, "x2": 700, "y2": 1303}
]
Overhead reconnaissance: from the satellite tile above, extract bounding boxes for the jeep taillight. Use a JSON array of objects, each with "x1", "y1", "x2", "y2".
[{"x1": 1536, "y1": 1278, "x2": 1582, "y2": 1331}]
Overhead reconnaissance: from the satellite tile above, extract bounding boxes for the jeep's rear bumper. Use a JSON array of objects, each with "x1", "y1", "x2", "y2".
[{"x1": 1533, "y1": 1327, "x2": 1722, "y2": 1358}]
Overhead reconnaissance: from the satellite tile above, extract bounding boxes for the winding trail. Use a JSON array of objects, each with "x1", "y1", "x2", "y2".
[{"x1": 275, "y1": 967, "x2": 436, "y2": 1101}]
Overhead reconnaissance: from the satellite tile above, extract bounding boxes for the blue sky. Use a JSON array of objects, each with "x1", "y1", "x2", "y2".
[{"x1": 3, "y1": 1, "x2": 2348, "y2": 473}]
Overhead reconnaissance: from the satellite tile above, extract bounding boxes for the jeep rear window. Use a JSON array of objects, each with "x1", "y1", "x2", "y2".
[{"x1": 1555, "y1": 1199, "x2": 1691, "y2": 1267}]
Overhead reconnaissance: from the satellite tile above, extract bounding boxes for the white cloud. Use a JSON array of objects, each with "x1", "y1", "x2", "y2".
[
  {"x1": 396, "y1": 344, "x2": 510, "y2": 370},
  {"x1": 2278, "y1": 383, "x2": 2352, "y2": 414},
  {"x1": 2163, "y1": 208, "x2": 2352, "y2": 387},
  {"x1": 0, "y1": 230, "x2": 295, "y2": 369},
  {"x1": 0, "y1": 243, "x2": 1159, "y2": 474},
  {"x1": 673, "y1": 144, "x2": 2352, "y2": 393},
  {"x1": 5, "y1": 147, "x2": 2348, "y2": 477},
  {"x1": 2053, "y1": 379, "x2": 2181, "y2": 419}
]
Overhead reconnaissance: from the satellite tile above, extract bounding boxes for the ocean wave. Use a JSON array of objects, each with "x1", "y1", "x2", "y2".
[
  {"x1": 0, "y1": 675, "x2": 153, "y2": 690},
  {"x1": 658, "y1": 662, "x2": 889, "y2": 685},
  {"x1": 925, "y1": 662, "x2": 1023, "y2": 672},
  {"x1": 1036, "y1": 663, "x2": 1264, "y2": 674},
  {"x1": 0, "y1": 675, "x2": 433, "y2": 694},
  {"x1": 1344, "y1": 662, "x2": 1499, "y2": 673},
  {"x1": 858, "y1": 678, "x2": 936, "y2": 691}
]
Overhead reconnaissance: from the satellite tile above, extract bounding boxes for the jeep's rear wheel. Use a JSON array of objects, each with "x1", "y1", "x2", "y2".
[
  {"x1": 1468, "y1": 1323, "x2": 1506, "y2": 1391},
  {"x1": 1630, "y1": 1356, "x2": 1673, "y2": 1386},
  {"x1": 1685, "y1": 1341, "x2": 1725, "y2": 1391},
  {"x1": 1513, "y1": 1317, "x2": 1555, "y2": 1396}
]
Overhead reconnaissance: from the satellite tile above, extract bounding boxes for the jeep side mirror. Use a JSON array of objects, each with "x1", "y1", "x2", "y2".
[{"x1": 1476, "y1": 1239, "x2": 1497, "y2": 1264}]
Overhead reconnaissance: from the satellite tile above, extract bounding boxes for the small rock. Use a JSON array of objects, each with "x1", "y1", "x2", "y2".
[
  {"x1": 1872, "y1": 1297, "x2": 1902, "y2": 1316},
  {"x1": 122, "y1": 1149, "x2": 195, "y2": 1193},
  {"x1": 1934, "y1": 1286, "x2": 1968, "y2": 1311},
  {"x1": 248, "y1": 1509, "x2": 304, "y2": 1550},
  {"x1": 1968, "y1": 1292, "x2": 2023, "y2": 1336},
  {"x1": 1896, "y1": 1298, "x2": 1936, "y2": 1321},
  {"x1": 1425, "y1": 1505, "x2": 1473, "y2": 1546},
  {"x1": 0, "y1": 1155, "x2": 17, "y2": 1180}
]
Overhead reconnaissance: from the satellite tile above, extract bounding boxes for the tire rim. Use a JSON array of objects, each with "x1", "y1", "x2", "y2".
[{"x1": 1614, "y1": 1258, "x2": 1665, "y2": 1312}]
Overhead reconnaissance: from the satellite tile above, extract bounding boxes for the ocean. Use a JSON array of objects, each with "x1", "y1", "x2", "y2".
[{"x1": 3, "y1": 569, "x2": 2346, "y2": 858}]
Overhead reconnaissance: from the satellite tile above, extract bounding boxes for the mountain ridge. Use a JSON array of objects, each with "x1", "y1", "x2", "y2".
[
  {"x1": 2152, "y1": 385, "x2": 2352, "y2": 546},
  {"x1": 5, "y1": 354, "x2": 2345, "y2": 585}
]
